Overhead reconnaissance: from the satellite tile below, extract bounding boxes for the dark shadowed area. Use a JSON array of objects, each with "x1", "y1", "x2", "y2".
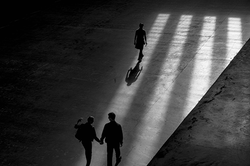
[{"x1": 1, "y1": 0, "x2": 250, "y2": 166}]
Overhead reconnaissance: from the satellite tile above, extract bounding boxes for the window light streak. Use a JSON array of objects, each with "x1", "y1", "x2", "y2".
[
  {"x1": 75, "y1": 15, "x2": 244, "y2": 166},
  {"x1": 102, "y1": 14, "x2": 170, "y2": 124},
  {"x1": 75, "y1": 14, "x2": 170, "y2": 166},
  {"x1": 227, "y1": 17, "x2": 243, "y2": 60},
  {"x1": 124, "y1": 15, "x2": 193, "y2": 166},
  {"x1": 183, "y1": 16, "x2": 216, "y2": 118},
  {"x1": 107, "y1": 14, "x2": 170, "y2": 120}
]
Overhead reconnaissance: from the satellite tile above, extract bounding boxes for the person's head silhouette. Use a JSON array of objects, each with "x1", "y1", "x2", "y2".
[
  {"x1": 87, "y1": 116, "x2": 94, "y2": 124},
  {"x1": 108, "y1": 112, "x2": 116, "y2": 122},
  {"x1": 139, "y1": 23, "x2": 144, "y2": 29}
]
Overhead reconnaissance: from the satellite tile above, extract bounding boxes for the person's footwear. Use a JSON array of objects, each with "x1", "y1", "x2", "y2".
[{"x1": 115, "y1": 156, "x2": 122, "y2": 166}]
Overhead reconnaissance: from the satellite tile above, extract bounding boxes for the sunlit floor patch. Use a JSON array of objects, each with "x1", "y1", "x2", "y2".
[
  {"x1": 227, "y1": 17, "x2": 243, "y2": 60},
  {"x1": 75, "y1": 13, "x2": 170, "y2": 166},
  {"x1": 183, "y1": 16, "x2": 216, "y2": 118},
  {"x1": 123, "y1": 14, "x2": 193, "y2": 166},
  {"x1": 75, "y1": 14, "x2": 244, "y2": 166}
]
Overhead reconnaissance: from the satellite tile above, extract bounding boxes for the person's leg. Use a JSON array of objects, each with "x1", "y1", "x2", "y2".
[
  {"x1": 107, "y1": 143, "x2": 113, "y2": 166},
  {"x1": 114, "y1": 143, "x2": 121, "y2": 166},
  {"x1": 83, "y1": 142, "x2": 92, "y2": 166},
  {"x1": 138, "y1": 47, "x2": 144, "y2": 61}
]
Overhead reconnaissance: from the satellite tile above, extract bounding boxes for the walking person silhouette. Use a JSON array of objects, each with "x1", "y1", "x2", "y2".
[
  {"x1": 100, "y1": 112, "x2": 123, "y2": 166},
  {"x1": 74, "y1": 116, "x2": 100, "y2": 166},
  {"x1": 134, "y1": 23, "x2": 147, "y2": 62}
]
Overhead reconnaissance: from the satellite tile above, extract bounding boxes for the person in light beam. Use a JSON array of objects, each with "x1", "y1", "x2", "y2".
[
  {"x1": 100, "y1": 112, "x2": 123, "y2": 166},
  {"x1": 74, "y1": 116, "x2": 100, "y2": 166},
  {"x1": 134, "y1": 23, "x2": 147, "y2": 62}
]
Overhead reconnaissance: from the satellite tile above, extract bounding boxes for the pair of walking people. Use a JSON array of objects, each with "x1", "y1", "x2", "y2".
[{"x1": 74, "y1": 112, "x2": 123, "y2": 166}]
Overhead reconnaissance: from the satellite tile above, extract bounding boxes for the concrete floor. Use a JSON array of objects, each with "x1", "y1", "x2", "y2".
[
  {"x1": 148, "y1": 36, "x2": 250, "y2": 166},
  {"x1": 1, "y1": 0, "x2": 250, "y2": 166}
]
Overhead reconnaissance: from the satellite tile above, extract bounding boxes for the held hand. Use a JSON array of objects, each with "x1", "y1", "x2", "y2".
[{"x1": 77, "y1": 118, "x2": 83, "y2": 123}]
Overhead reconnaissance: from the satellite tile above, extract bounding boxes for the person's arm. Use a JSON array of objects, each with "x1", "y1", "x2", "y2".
[
  {"x1": 119, "y1": 125, "x2": 123, "y2": 147},
  {"x1": 144, "y1": 31, "x2": 147, "y2": 45},
  {"x1": 74, "y1": 118, "x2": 83, "y2": 129},
  {"x1": 100, "y1": 125, "x2": 107, "y2": 144},
  {"x1": 93, "y1": 128, "x2": 100, "y2": 143},
  {"x1": 134, "y1": 31, "x2": 137, "y2": 45}
]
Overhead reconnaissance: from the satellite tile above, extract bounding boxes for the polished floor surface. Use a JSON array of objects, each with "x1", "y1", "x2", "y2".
[{"x1": 1, "y1": 0, "x2": 250, "y2": 166}]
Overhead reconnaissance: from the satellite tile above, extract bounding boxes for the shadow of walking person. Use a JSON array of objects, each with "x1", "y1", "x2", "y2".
[{"x1": 125, "y1": 62, "x2": 143, "y2": 86}]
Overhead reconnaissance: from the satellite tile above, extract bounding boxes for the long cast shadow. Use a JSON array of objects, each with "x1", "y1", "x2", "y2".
[{"x1": 125, "y1": 61, "x2": 143, "y2": 86}]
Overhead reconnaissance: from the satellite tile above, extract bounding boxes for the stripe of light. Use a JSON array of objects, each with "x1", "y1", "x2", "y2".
[
  {"x1": 124, "y1": 15, "x2": 193, "y2": 166},
  {"x1": 104, "y1": 14, "x2": 170, "y2": 121},
  {"x1": 74, "y1": 14, "x2": 170, "y2": 166},
  {"x1": 227, "y1": 17, "x2": 243, "y2": 61},
  {"x1": 183, "y1": 16, "x2": 216, "y2": 118},
  {"x1": 224, "y1": 18, "x2": 244, "y2": 146}
]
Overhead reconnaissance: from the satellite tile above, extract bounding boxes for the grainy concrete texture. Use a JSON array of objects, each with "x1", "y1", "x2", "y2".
[
  {"x1": 1, "y1": 0, "x2": 250, "y2": 166},
  {"x1": 148, "y1": 38, "x2": 250, "y2": 166}
]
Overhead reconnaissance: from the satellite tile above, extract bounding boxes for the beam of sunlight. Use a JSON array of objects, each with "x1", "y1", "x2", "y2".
[
  {"x1": 102, "y1": 14, "x2": 170, "y2": 121},
  {"x1": 75, "y1": 14, "x2": 170, "y2": 166},
  {"x1": 183, "y1": 16, "x2": 216, "y2": 118},
  {"x1": 124, "y1": 15, "x2": 193, "y2": 166},
  {"x1": 227, "y1": 17, "x2": 243, "y2": 60},
  {"x1": 224, "y1": 17, "x2": 246, "y2": 146}
]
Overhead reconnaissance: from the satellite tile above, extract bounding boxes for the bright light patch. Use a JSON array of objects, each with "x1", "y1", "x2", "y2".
[
  {"x1": 124, "y1": 15, "x2": 193, "y2": 166},
  {"x1": 75, "y1": 14, "x2": 245, "y2": 166},
  {"x1": 75, "y1": 14, "x2": 170, "y2": 166},
  {"x1": 183, "y1": 16, "x2": 216, "y2": 118},
  {"x1": 227, "y1": 17, "x2": 243, "y2": 60},
  {"x1": 110, "y1": 14, "x2": 170, "y2": 121}
]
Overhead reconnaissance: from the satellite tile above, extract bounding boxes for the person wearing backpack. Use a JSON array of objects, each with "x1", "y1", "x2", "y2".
[{"x1": 74, "y1": 116, "x2": 100, "y2": 166}]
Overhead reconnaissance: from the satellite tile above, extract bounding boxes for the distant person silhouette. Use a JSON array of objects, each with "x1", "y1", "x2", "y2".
[
  {"x1": 134, "y1": 23, "x2": 147, "y2": 62},
  {"x1": 125, "y1": 61, "x2": 143, "y2": 86},
  {"x1": 100, "y1": 112, "x2": 123, "y2": 166},
  {"x1": 74, "y1": 116, "x2": 100, "y2": 166}
]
